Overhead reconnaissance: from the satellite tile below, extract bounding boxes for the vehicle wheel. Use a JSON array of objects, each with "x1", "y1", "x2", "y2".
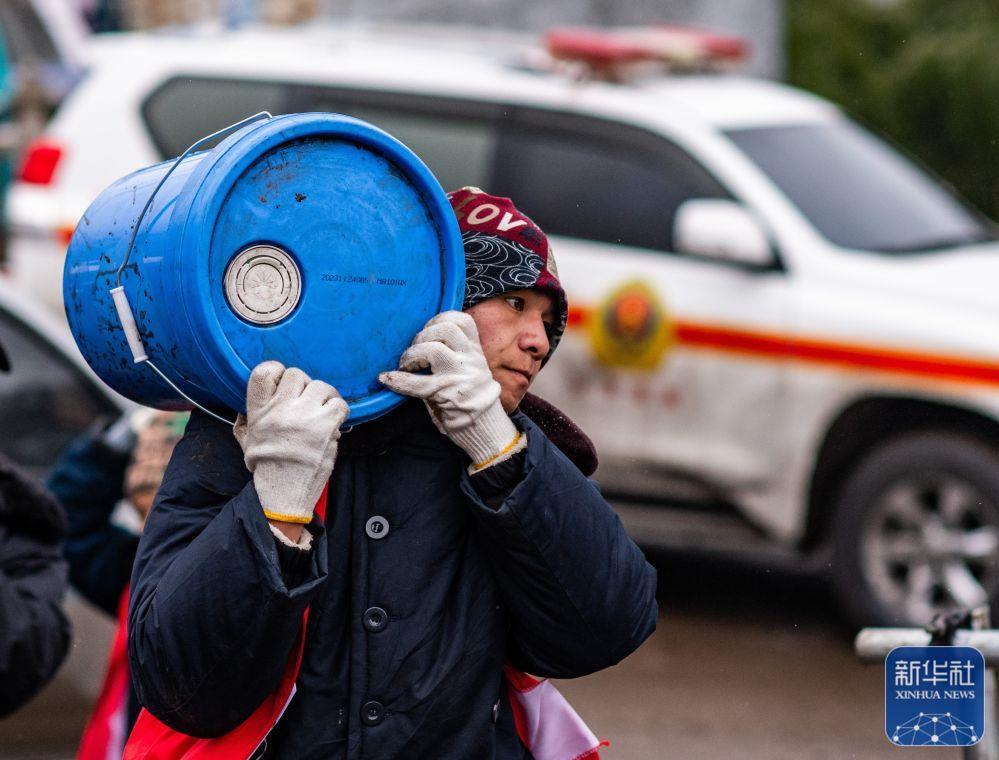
[{"x1": 831, "y1": 431, "x2": 999, "y2": 627}]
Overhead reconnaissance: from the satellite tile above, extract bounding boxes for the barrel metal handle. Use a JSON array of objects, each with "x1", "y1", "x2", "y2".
[
  {"x1": 109, "y1": 111, "x2": 273, "y2": 425},
  {"x1": 115, "y1": 110, "x2": 273, "y2": 286}
]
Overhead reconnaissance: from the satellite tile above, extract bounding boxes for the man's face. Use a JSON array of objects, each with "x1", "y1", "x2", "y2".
[{"x1": 465, "y1": 288, "x2": 554, "y2": 412}]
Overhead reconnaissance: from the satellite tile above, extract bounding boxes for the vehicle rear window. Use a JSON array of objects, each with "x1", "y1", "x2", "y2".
[
  {"x1": 0, "y1": 309, "x2": 115, "y2": 474},
  {"x1": 142, "y1": 77, "x2": 290, "y2": 157},
  {"x1": 726, "y1": 121, "x2": 994, "y2": 253},
  {"x1": 492, "y1": 118, "x2": 729, "y2": 252}
]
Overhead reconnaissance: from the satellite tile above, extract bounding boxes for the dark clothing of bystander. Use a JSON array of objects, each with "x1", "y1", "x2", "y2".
[
  {"x1": 0, "y1": 454, "x2": 70, "y2": 717},
  {"x1": 47, "y1": 432, "x2": 142, "y2": 728}
]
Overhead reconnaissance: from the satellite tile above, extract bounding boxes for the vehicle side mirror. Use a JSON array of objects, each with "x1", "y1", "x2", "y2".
[{"x1": 673, "y1": 199, "x2": 774, "y2": 268}]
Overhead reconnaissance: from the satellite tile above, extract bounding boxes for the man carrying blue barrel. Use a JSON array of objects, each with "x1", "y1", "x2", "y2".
[{"x1": 126, "y1": 188, "x2": 658, "y2": 759}]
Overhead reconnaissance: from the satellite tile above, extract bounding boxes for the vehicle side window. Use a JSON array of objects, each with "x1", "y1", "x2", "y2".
[
  {"x1": 493, "y1": 115, "x2": 730, "y2": 252},
  {"x1": 0, "y1": 311, "x2": 114, "y2": 473},
  {"x1": 305, "y1": 91, "x2": 499, "y2": 192},
  {"x1": 142, "y1": 77, "x2": 291, "y2": 158}
]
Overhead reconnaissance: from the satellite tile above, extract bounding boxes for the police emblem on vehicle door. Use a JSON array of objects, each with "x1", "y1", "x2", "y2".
[{"x1": 589, "y1": 281, "x2": 673, "y2": 370}]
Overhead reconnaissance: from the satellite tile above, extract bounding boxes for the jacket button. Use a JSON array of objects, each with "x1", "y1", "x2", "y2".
[
  {"x1": 361, "y1": 700, "x2": 385, "y2": 726},
  {"x1": 363, "y1": 606, "x2": 388, "y2": 632},
  {"x1": 365, "y1": 516, "x2": 389, "y2": 539}
]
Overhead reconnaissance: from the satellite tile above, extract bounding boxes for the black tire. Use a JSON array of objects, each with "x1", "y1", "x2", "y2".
[{"x1": 831, "y1": 431, "x2": 999, "y2": 628}]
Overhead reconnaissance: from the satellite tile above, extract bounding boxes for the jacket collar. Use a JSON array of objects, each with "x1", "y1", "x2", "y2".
[
  {"x1": 516, "y1": 393, "x2": 598, "y2": 477},
  {"x1": 338, "y1": 399, "x2": 436, "y2": 456},
  {"x1": 339, "y1": 394, "x2": 598, "y2": 477}
]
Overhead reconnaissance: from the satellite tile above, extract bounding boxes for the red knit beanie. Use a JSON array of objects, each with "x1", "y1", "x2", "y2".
[{"x1": 448, "y1": 187, "x2": 568, "y2": 357}]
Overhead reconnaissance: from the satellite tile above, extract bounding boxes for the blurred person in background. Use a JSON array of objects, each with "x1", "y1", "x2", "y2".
[
  {"x1": 76, "y1": 0, "x2": 123, "y2": 32},
  {"x1": 0, "y1": 34, "x2": 14, "y2": 261},
  {"x1": 47, "y1": 408, "x2": 188, "y2": 759},
  {"x1": 0, "y1": 340, "x2": 71, "y2": 717},
  {"x1": 125, "y1": 189, "x2": 657, "y2": 759}
]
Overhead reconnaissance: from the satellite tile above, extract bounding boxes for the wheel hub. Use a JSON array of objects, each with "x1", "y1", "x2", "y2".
[{"x1": 861, "y1": 476, "x2": 999, "y2": 623}]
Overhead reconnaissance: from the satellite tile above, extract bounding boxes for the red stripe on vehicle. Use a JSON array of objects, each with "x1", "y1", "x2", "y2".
[{"x1": 567, "y1": 305, "x2": 999, "y2": 387}]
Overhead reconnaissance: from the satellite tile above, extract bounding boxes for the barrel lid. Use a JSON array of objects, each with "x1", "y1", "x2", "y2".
[{"x1": 176, "y1": 113, "x2": 463, "y2": 424}]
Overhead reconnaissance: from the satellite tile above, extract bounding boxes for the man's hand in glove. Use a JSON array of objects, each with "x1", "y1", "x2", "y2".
[
  {"x1": 379, "y1": 311, "x2": 526, "y2": 473},
  {"x1": 234, "y1": 361, "x2": 349, "y2": 543}
]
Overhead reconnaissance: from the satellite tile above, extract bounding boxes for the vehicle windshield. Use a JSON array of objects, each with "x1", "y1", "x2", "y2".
[{"x1": 725, "y1": 120, "x2": 995, "y2": 253}]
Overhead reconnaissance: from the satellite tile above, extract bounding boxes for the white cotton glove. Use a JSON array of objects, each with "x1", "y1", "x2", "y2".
[
  {"x1": 379, "y1": 311, "x2": 526, "y2": 472},
  {"x1": 233, "y1": 361, "x2": 349, "y2": 524}
]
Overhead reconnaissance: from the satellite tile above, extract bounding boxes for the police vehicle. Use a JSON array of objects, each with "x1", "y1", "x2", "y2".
[{"x1": 9, "y1": 23, "x2": 999, "y2": 627}]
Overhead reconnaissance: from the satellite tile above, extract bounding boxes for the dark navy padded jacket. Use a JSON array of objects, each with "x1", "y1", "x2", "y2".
[{"x1": 128, "y1": 400, "x2": 657, "y2": 759}]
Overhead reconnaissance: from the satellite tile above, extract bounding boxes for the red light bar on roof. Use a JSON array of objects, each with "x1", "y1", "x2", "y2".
[{"x1": 546, "y1": 25, "x2": 748, "y2": 72}]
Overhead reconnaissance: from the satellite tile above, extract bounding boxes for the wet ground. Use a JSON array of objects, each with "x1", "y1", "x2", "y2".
[
  {"x1": 554, "y1": 550, "x2": 943, "y2": 759},
  {"x1": 1, "y1": 551, "x2": 954, "y2": 759}
]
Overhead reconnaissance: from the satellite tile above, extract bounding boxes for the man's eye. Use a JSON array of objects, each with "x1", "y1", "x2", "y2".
[{"x1": 505, "y1": 297, "x2": 524, "y2": 311}]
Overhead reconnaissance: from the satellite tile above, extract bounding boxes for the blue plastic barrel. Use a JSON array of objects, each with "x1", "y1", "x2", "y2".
[{"x1": 64, "y1": 113, "x2": 464, "y2": 424}]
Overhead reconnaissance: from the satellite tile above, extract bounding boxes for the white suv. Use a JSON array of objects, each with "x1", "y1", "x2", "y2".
[{"x1": 9, "y1": 24, "x2": 999, "y2": 626}]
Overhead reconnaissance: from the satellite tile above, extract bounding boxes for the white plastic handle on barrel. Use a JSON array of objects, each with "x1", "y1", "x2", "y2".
[
  {"x1": 110, "y1": 286, "x2": 147, "y2": 363},
  {"x1": 109, "y1": 111, "x2": 273, "y2": 425}
]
